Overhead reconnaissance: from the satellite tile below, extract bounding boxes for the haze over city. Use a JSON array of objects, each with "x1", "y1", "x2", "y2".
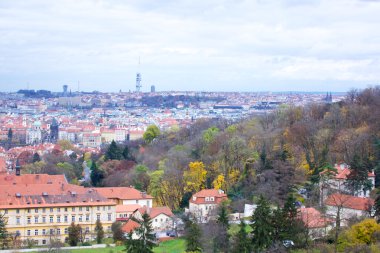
[{"x1": 1, "y1": 0, "x2": 380, "y2": 92}]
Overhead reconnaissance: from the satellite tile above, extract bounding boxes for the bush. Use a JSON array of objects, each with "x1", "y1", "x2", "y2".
[{"x1": 81, "y1": 242, "x2": 91, "y2": 246}]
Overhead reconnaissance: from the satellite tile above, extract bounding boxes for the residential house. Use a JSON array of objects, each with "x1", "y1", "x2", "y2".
[
  {"x1": 94, "y1": 187, "x2": 153, "y2": 207},
  {"x1": 116, "y1": 204, "x2": 141, "y2": 222},
  {"x1": 298, "y1": 207, "x2": 333, "y2": 239},
  {"x1": 133, "y1": 206, "x2": 174, "y2": 232},
  {"x1": 188, "y1": 189, "x2": 228, "y2": 223}
]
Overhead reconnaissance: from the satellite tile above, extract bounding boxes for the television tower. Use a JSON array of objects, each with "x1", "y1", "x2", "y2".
[{"x1": 136, "y1": 57, "x2": 142, "y2": 92}]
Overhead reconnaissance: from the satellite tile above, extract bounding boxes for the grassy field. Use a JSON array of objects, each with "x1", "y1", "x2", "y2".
[{"x1": 67, "y1": 238, "x2": 186, "y2": 253}]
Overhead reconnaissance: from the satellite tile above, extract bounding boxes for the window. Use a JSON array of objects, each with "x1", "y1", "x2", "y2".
[
  {"x1": 79, "y1": 215, "x2": 83, "y2": 222},
  {"x1": 86, "y1": 206, "x2": 90, "y2": 211},
  {"x1": 97, "y1": 206, "x2": 100, "y2": 211},
  {"x1": 85, "y1": 227, "x2": 89, "y2": 233},
  {"x1": 103, "y1": 206, "x2": 106, "y2": 211},
  {"x1": 50, "y1": 216, "x2": 53, "y2": 223},
  {"x1": 210, "y1": 197, "x2": 214, "y2": 201},
  {"x1": 108, "y1": 206, "x2": 111, "y2": 210},
  {"x1": 108, "y1": 213, "x2": 111, "y2": 221},
  {"x1": 96, "y1": 214, "x2": 100, "y2": 221},
  {"x1": 57, "y1": 208, "x2": 61, "y2": 212},
  {"x1": 107, "y1": 226, "x2": 111, "y2": 232},
  {"x1": 161, "y1": 218, "x2": 163, "y2": 222},
  {"x1": 15, "y1": 231, "x2": 20, "y2": 236},
  {"x1": 34, "y1": 229, "x2": 38, "y2": 236},
  {"x1": 27, "y1": 209, "x2": 31, "y2": 213},
  {"x1": 155, "y1": 219, "x2": 157, "y2": 222},
  {"x1": 79, "y1": 207, "x2": 82, "y2": 211},
  {"x1": 64, "y1": 228, "x2": 68, "y2": 234},
  {"x1": 64, "y1": 216, "x2": 68, "y2": 222},
  {"x1": 42, "y1": 229, "x2": 46, "y2": 235},
  {"x1": 57, "y1": 228, "x2": 61, "y2": 235},
  {"x1": 57, "y1": 216, "x2": 61, "y2": 223},
  {"x1": 65, "y1": 208, "x2": 68, "y2": 212},
  {"x1": 16, "y1": 209, "x2": 20, "y2": 214},
  {"x1": 27, "y1": 217, "x2": 31, "y2": 224},
  {"x1": 86, "y1": 214, "x2": 90, "y2": 222},
  {"x1": 35, "y1": 208, "x2": 38, "y2": 213},
  {"x1": 42, "y1": 208, "x2": 46, "y2": 213},
  {"x1": 27, "y1": 230, "x2": 31, "y2": 236},
  {"x1": 205, "y1": 197, "x2": 209, "y2": 201},
  {"x1": 50, "y1": 229, "x2": 54, "y2": 235},
  {"x1": 16, "y1": 217, "x2": 20, "y2": 224},
  {"x1": 42, "y1": 240, "x2": 46, "y2": 245},
  {"x1": 50, "y1": 208, "x2": 53, "y2": 212},
  {"x1": 34, "y1": 216, "x2": 38, "y2": 223},
  {"x1": 42, "y1": 216, "x2": 46, "y2": 223},
  {"x1": 72, "y1": 216, "x2": 75, "y2": 222},
  {"x1": 72, "y1": 207, "x2": 75, "y2": 212}
]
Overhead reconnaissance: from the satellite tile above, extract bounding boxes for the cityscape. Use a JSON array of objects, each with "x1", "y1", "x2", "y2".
[{"x1": 1, "y1": 1, "x2": 380, "y2": 253}]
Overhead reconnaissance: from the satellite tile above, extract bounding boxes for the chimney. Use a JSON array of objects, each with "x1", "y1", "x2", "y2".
[{"x1": 15, "y1": 159, "x2": 21, "y2": 176}]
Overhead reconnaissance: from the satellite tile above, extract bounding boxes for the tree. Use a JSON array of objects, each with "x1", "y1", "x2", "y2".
[
  {"x1": 184, "y1": 161, "x2": 207, "y2": 193},
  {"x1": 281, "y1": 194, "x2": 306, "y2": 246},
  {"x1": 0, "y1": 212, "x2": 9, "y2": 249},
  {"x1": 184, "y1": 219, "x2": 202, "y2": 252},
  {"x1": 214, "y1": 202, "x2": 230, "y2": 253},
  {"x1": 346, "y1": 154, "x2": 372, "y2": 195},
  {"x1": 90, "y1": 160, "x2": 104, "y2": 187},
  {"x1": 105, "y1": 140, "x2": 123, "y2": 160},
  {"x1": 125, "y1": 213, "x2": 155, "y2": 253},
  {"x1": 251, "y1": 195, "x2": 274, "y2": 252},
  {"x1": 232, "y1": 220, "x2": 251, "y2": 253},
  {"x1": 111, "y1": 221, "x2": 124, "y2": 242},
  {"x1": 375, "y1": 190, "x2": 380, "y2": 223},
  {"x1": 95, "y1": 219, "x2": 104, "y2": 244},
  {"x1": 143, "y1": 125, "x2": 161, "y2": 144},
  {"x1": 123, "y1": 145, "x2": 133, "y2": 160},
  {"x1": 32, "y1": 153, "x2": 41, "y2": 163},
  {"x1": 338, "y1": 219, "x2": 380, "y2": 250},
  {"x1": 68, "y1": 222, "x2": 81, "y2": 246}
]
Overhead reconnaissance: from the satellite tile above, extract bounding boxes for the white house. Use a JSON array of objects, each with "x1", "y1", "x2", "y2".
[
  {"x1": 325, "y1": 193, "x2": 374, "y2": 226},
  {"x1": 188, "y1": 189, "x2": 228, "y2": 223},
  {"x1": 132, "y1": 206, "x2": 175, "y2": 232},
  {"x1": 298, "y1": 207, "x2": 333, "y2": 239}
]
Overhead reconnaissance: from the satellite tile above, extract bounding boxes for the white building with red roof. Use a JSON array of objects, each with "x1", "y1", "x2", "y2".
[
  {"x1": 188, "y1": 189, "x2": 228, "y2": 223},
  {"x1": 325, "y1": 193, "x2": 374, "y2": 226},
  {"x1": 298, "y1": 207, "x2": 333, "y2": 239},
  {"x1": 132, "y1": 206, "x2": 175, "y2": 232},
  {"x1": 320, "y1": 163, "x2": 375, "y2": 200}
]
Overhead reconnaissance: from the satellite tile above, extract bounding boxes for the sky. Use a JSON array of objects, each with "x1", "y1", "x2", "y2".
[{"x1": 0, "y1": 0, "x2": 380, "y2": 92}]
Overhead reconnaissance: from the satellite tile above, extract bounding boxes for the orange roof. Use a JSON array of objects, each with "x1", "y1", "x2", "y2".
[
  {"x1": 137, "y1": 206, "x2": 174, "y2": 219},
  {"x1": 116, "y1": 204, "x2": 141, "y2": 213},
  {"x1": 325, "y1": 193, "x2": 374, "y2": 211},
  {"x1": 190, "y1": 189, "x2": 228, "y2": 204},
  {"x1": 332, "y1": 164, "x2": 375, "y2": 180},
  {"x1": 298, "y1": 207, "x2": 332, "y2": 228},
  {"x1": 0, "y1": 174, "x2": 67, "y2": 185},
  {"x1": 121, "y1": 219, "x2": 140, "y2": 233},
  {"x1": 95, "y1": 187, "x2": 153, "y2": 200}
]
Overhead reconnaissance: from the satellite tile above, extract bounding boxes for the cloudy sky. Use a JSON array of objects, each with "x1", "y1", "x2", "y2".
[{"x1": 0, "y1": 0, "x2": 380, "y2": 92}]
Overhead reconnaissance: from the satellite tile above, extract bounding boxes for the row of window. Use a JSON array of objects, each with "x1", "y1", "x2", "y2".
[
  {"x1": 18, "y1": 214, "x2": 112, "y2": 224},
  {"x1": 4, "y1": 206, "x2": 112, "y2": 215}
]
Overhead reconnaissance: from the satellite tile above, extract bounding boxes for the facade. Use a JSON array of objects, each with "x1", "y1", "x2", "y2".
[
  {"x1": 188, "y1": 189, "x2": 228, "y2": 223},
  {"x1": 95, "y1": 187, "x2": 153, "y2": 207},
  {"x1": 26, "y1": 121, "x2": 42, "y2": 145},
  {"x1": 325, "y1": 193, "x2": 374, "y2": 226},
  {"x1": 0, "y1": 174, "x2": 115, "y2": 245},
  {"x1": 133, "y1": 206, "x2": 174, "y2": 232},
  {"x1": 82, "y1": 133, "x2": 101, "y2": 148}
]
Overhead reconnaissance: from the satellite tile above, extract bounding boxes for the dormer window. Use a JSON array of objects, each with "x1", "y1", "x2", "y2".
[
  {"x1": 205, "y1": 197, "x2": 209, "y2": 201},
  {"x1": 210, "y1": 197, "x2": 215, "y2": 201}
]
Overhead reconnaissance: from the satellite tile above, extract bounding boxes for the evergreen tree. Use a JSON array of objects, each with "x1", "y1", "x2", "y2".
[
  {"x1": 281, "y1": 194, "x2": 306, "y2": 245},
  {"x1": 251, "y1": 195, "x2": 274, "y2": 252},
  {"x1": 111, "y1": 221, "x2": 124, "y2": 242},
  {"x1": 95, "y1": 219, "x2": 104, "y2": 244},
  {"x1": 125, "y1": 213, "x2": 155, "y2": 253},
  {"x1": 375, "y1": 190, "x2": 380, "y2": 223},
  {"x1": 68, "y1": 222, "x2": 80, "y2": 246},
  {"x1": 184, "y1": 219, "x2": 202, "y2": 252},
  {"x1": 232, "y1": 220, "x2": 251, "y2": 253},
  {"x1": 90, "y1": 160, "x2": 104, "y2": 187},
  {"x1": 0, "y1": 212, "x2": 9, "y2": 249},
  {"x1": 32, "y1": 153, "x2": 41, "y2": 163},
  {"x1": 122, "y1": 145, "x2": 133, "y2": 160},
  {"x1": 214, "y1": 202, "x2": 230, "y2": 253},
  {"x1": 346, "y1": 154, "x2": 372, "y2": 195},
  {"x1": 105, "y1": 140, "x2": 123, "y2": 160}
]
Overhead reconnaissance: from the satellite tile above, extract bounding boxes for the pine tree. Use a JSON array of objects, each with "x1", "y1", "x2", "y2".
[
  {"x1": 32, "y1": 153, "x2": 41, "y2": 163},
  {"x1": 375, "y1": 190, "x2": 380, "y2": 223},
  {"x1": 68, "y1": 222, "x2": 80, "y2": 246},
  {"x1": 184, "y1": 219, "x2": 202, "y2": 252},
  {"x1": 232, "y1": 220, "x2": 251, "y2": 253},
  {"x1": 122, "y1": 145, "x2": 133, "y2": 160},
  {"x1": 105, "y1": 140, "x2": 123, "y2": 160},
  {"x1": 214, "y1": 202, "x2": 230, "y2": 253},
  {"x1": 0, "y1": 212, "x2": 9, "y2": 249},
  {"x1": 90, "y1": 160, "x2": 104, "y2": 187},
  {"x1": 251, "y1": 195, "x2": 274, "y2": 252},
  {"x1": 347, "y1": 154, "x2": 372, "y2": 195},
  {"x1": 95, "y1": 219, "x2": 104, "y2": 244},
  {"x1": 125, "y1": 213, "x2": 155, "y2": 253},
  {"x1": 281, "y1": 194, "x2": 305, "y2": 245}
]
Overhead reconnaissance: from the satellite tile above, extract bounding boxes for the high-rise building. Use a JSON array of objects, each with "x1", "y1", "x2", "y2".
[
  {"x1": 136, "y1": 73, "x2": 142, "y2": 92},
  {"x1": 63, "y1": 85, "x2": 68, "y2": 96},
  {"x1": 151, "y1": 85, "x2": 155, "y2": 93}
]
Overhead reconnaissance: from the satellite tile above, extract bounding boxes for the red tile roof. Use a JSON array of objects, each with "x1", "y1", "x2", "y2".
[
  {"x1": 137, "y1": 206, "x2": 174, "y2": 219},
  {"x1": 95, "y1": 187, "x2": 153, "y2": 200},
  {"x1": 298, "y1": 207, "x2": 332, "y2": 228},
  {"x1": 189, "y1": 189, "x2": 228, "y2": 205},
  {"x1": 116, "y1": 204, "x2": 141, "y2": 213},
  {"x1": 333, "y1": 164, "x2": 375, "y2": 180},
  {"x1": 121, "y1": 219, "x2": 140, "y2": 233},
  {"x1": 325, "y1": 193, "x2": 374, "y2": 211}
]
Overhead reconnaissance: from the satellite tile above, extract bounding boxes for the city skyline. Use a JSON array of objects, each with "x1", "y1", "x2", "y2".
[{"x1": 1, "y1": 0, "x2": 380, "y2": 92}]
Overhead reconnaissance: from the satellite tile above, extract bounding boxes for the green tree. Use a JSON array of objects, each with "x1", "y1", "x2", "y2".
[
  {"x1": 232, "y1": 220, "x2": 251, "y2": 253},
  {"x1": 122, "y1": 145, "x2": 133, "y2": 160},
  {"x1": 281, "y1": 194, "x2": 306, "y2": 245},
  {"x1": 68, "y1": 222, "x2": 80, "y2": 246},
  {"x1": 375, "y1": 190, "x2": 380, "y2": 223},
  {"x1": 105, "y1": 140, "x2": 123, "y2": 160},
  {"x1": 0, "y1": 212, "x2": 9, "y2": 249},
  {"x1": 90, "y1": 160, "x2": 104, "y2": 187},
  {"x1": 202, "y1": 126, "x2": 219, "y2": 143},
  {"x1": 95, "y1": 219, "x2": 104, "y2": 244},
  {"x1": 184, "y1": 219, "x2": 202, "y2": 252},
  {"x1": 125, "y1": 213, "x2": 155, "y2": 253},
  {"x1": 346, "y1": 154, "x2": 373, "y2": 195},
  {"x1": 111, "y1": 221, "x2": 124, "y2": 242},
  {"x1": 214, "y1": 202, "x2": 230, "y2": 253},
  {"x1": 143, "y1": 125, "x2": 161, "y2": 144},
  {"x1": 32, "y1": 153, "x2": 41, "y2": 163},
  {"x1": 251, "y1": 195, "x2": 274, "y2": 252}
]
